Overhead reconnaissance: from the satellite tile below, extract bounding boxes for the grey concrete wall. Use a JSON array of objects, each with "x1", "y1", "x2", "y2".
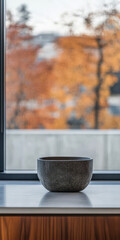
[{"x1": 6, "y1": 130, "x2": 120, "y2": 171}]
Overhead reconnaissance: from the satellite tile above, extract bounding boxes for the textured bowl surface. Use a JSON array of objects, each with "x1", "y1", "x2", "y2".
[{"x1": 37, "y1": 157, "x2": 93, "y2": 192}]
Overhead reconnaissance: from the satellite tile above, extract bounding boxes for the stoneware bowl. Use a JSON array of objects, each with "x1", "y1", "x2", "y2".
[{"x1": 37, "y1": 156, "x2": 93, "y2": 192}]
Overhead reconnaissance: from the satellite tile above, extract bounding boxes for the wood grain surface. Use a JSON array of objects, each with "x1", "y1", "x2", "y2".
[{"x1": 0, "y1": 215, "x2": 120, "y2": 240}]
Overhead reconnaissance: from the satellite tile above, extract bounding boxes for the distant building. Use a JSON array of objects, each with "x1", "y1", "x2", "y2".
[
  {"x1": 32, "y1": 32, "x2": 60, "y2": 47},
  {"x1": 30, "y1": 32, "x2": 61, "y2": 60},
  {"x1": 109, "y1": 72, "x2": 120, "y2": 115}
]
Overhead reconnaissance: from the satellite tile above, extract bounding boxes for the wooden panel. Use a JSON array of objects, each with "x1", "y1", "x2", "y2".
[{"x1": 0, "y1": 215, "x2": 120, "y2": 240}]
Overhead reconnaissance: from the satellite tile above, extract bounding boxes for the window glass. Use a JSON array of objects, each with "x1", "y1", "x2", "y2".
[{"x1": 6, "y1": 0, "x2": 120, "y2": 170}]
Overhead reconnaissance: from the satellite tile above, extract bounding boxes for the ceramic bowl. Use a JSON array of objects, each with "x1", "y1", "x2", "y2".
[{"x1": 37, "y1": 156, "x2": 93, "y2": 192}]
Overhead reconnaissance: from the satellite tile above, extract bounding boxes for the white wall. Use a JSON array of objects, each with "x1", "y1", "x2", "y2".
[{"x1": 6, "y1": 130, "x2": 120, "y2": 171}]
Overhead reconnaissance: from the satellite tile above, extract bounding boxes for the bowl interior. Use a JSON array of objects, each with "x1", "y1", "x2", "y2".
[{"x1": 38, "y1": 156, "x2": 92, "y2": 161}]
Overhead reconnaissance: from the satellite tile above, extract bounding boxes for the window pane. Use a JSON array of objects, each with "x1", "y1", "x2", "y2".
[{"x1": 6, "y1": 0, "x2": 120, "y2": 170}]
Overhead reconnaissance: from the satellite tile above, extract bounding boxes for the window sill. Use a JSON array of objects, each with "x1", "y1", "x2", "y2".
[
  {"x1": 0, "y1": 181, "x2": 120, "y2": 214},
  {"x1": 0, "y1": 171, "x2": 120, "y2": 181}
]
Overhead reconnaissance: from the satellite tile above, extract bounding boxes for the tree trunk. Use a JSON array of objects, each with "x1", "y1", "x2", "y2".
[{"x1": 94, "y1": 37, "x2": 103, "y2": 129}]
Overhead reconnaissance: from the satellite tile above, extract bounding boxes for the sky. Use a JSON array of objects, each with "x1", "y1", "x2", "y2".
[{"x1": 6, "y1": 0, "x2": 120, "y2": 34}]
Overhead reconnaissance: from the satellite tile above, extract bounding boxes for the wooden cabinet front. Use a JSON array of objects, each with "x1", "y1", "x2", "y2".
[{"x1": 0, "y1": 215, "x2": 120, "y2": 240}]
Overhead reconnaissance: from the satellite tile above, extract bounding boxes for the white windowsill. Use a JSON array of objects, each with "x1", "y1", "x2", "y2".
[{"x1": 0, "y1": 181, "x2": 120, "y2": 214}]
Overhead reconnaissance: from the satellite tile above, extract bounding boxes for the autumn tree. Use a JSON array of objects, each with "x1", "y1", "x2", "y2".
[
  {"x1": 52, "y1": 5, "x2": 120, "y2": 129},
  {"x1": 6, "y1": 5, "x2": 55, "y2": 129},
  {"x1": 6, "y1": 4, "x2": 120, "y2": 130}
]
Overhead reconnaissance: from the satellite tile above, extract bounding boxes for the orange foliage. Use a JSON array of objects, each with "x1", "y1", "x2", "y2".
[
  {"x1": 6, "y1": 15, "x2": 55, "y2": 129},
  {"x1": 51, "y1": 10, "x2": 120, "y2": 129},
  {"x1": 6, "y1": 7, "x2": 120, "y2": 129}
]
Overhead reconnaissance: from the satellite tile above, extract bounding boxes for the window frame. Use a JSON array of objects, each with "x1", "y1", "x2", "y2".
[{"x1": 0, "y1": 0, "x2": 120, "y2": 181}]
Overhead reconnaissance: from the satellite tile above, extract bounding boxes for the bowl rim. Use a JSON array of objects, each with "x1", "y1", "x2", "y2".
[{"x1": 37, "y1": 156, "x2": 93, "y2": 162}]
